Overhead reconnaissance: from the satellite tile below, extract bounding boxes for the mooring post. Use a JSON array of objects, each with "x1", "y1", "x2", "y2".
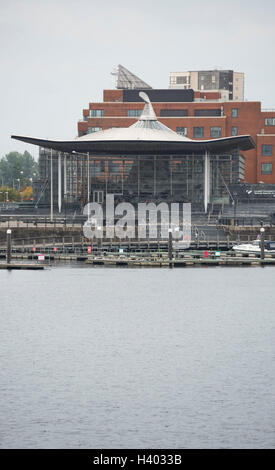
[
  {"x1": 168, "y1": 228, "x2": 173, "y2": 268},
  {"x1": 6, "y1": 229, "x2": 11, "y2": 264},
  {"x1": 98, "y1": 225, "x2": 102, "y2": 255},
  {"x1": 260, "y1": 222, "x2": 265, "y2": 260}
]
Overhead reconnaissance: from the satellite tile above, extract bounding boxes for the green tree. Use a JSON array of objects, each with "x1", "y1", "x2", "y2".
[
  {"x1": 0, "y1": 151, "x2": 38, "y2": 188},
  {"x1": 0, "y1": 186, "x2": 21, "y2": 202}
]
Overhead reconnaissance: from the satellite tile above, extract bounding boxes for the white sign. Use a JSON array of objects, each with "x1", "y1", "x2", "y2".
[{"x1": 38, "y1": 254, "x2": 45, "y2": 261}]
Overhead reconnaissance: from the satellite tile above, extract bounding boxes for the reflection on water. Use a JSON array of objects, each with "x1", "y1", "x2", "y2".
[{"x1": 0, "y1": 265, "x2": 275, "y2": 448}]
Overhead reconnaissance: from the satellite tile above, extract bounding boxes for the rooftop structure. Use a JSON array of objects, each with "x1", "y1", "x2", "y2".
[
  {"x1": 169, "y1": 69, "x2": 244, "y2": 101},
  {"x1": 112, "y1": 64, "x2": 152, "y2": 90}
]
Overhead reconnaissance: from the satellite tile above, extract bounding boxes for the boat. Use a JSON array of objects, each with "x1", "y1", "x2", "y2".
[{"x1": 232, "y1": 239, "x2": 275, "y2": 254}]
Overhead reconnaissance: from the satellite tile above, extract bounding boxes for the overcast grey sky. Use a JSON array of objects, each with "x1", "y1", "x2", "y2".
[{"x1": 1, "y1": 0, "x2": 275, "y2": 159}]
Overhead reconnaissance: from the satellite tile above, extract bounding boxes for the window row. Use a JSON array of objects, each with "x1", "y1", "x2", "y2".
[
  {"x1": 88, "y1": 108, "x2": 240, "y2": 118},
  {"x1": 176, "y1": 126, "x2": 239, "y2": 138},
  {"x1": 127, "y1": 109, "x2": 222, "y2": 117}
]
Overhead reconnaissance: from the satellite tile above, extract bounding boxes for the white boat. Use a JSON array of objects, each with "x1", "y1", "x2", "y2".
[{"x1": 233, "y1": 239, "x2": 275, "y2": 254}]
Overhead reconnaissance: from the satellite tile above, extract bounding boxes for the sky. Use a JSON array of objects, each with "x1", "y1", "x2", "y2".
[{"x1": 0, "y1": 0, "x2": 275, "y2": 159}]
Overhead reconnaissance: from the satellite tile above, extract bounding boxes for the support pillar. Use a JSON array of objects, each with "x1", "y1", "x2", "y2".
[
  {"x1": 204, "y1": 151, "x2": 210, "y2": 213},
  {"x1": 170, "y1": 156, "x2": 173, "y2": 196},
  {"x1": 58, "y1": 151, "x2": 62, "y2": 213},
  {"x1": 64, "y1": 154, "x2": 67, "y2": 196},
  {"x1": 153, "y1": 155, "x2": 156, "y2": 196},
  {"x1": 50, "y1": 148, "x2": 53, "y2": 222},
  {"x1": 87, "y1": 152, "x2": 90, "y2": 203}
]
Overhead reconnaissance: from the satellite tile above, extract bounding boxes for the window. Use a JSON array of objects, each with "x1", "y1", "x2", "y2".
[
  {"x1": 265, "y1": 117, "x2": 275, "y2": 126},
  {"x1": 127, "y1": 109, "x2": 142, "y2": 117},
  {"x1": 210, "y1": 127, "x2": 222, "y2": 138},
  {"x1": 232, "y1": 108, "x2": 238, "y2": 117},
  {"x1": 262, "y1": 145, "x2": 273, "y2": 156},
  {"x1": 176, "y1": 127, "x2": 188, "y2": 136},
  {"x1": 160, "y1": 109, "x2": 188, "y2": 117},
  {"x1": 93, "y1": 191, "x2": 104, "y2": 203},
  {"x1": 87, "y1": 127, "x2": 102, "y2": 133},
  {"x1": 193, "y1": 127, "x2": 204, "y2": 138},
  {"x1": 93, "y1": 162, "x2": 104, "y2": 174},
  {"x1": 176, "y1": 76, "x2": 188, "y2": 84},
  {"x1": 232, "y1": 126, "x2": 238, "y2": 136},
  {"x1": 261, "y1": 163, "x2": 273, "y2": 174},
  {"x1": 195, "y1": 109, "x2": 221, "y2": 116},
  {"x1": 90, "y1": 109, "x2": 104, "y2": 117},
  {"x1": 109, "y1": 161, "x2": 120, "y2": 174}
]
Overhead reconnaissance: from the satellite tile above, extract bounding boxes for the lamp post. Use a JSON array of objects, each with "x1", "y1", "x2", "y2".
[
  {"x1": 18, "y1": 171, "x2": 24, "y2": 192},
  {"x1": 233, "y1": 191, "x2": 238, "y2": 226}
]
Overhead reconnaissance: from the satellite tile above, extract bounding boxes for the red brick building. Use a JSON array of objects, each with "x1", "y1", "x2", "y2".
[{"x1": 78, "y1": 88, "x2": 275, "y2": 184}]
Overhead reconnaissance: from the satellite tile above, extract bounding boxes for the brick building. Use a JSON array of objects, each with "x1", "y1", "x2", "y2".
[{"x1": 78, "y1": 87, "x2": 275, "y2": 184}]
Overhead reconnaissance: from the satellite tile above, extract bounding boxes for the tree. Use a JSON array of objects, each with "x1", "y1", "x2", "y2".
[
  {"x1": 0, "y1": 186, "x2": 21, "y2": 202},
  {"x1": 0, "y1": 151, "x2": 38, "y2": 188},
  {"x1": 20, "y1": 185, "x2": 33, "y2": 201}
]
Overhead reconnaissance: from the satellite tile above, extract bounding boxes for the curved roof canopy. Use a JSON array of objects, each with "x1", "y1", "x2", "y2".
[{"x1": 11, "y1": 92, "x2": 255, "y2": 155}]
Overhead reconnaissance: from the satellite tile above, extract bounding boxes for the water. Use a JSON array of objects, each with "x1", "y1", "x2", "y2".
[{"x1": 0, "y1": 264, "x2": 275, "y2": 449}]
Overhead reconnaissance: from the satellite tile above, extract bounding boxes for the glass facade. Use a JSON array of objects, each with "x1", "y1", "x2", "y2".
[{"x1": 34, "y1": 149, "x2": 244, "y2": 209}]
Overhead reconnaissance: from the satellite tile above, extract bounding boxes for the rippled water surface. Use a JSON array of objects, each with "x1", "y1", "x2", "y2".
[{"x1": 1, "y1": 264, "x2": 275, "y2": 448}]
